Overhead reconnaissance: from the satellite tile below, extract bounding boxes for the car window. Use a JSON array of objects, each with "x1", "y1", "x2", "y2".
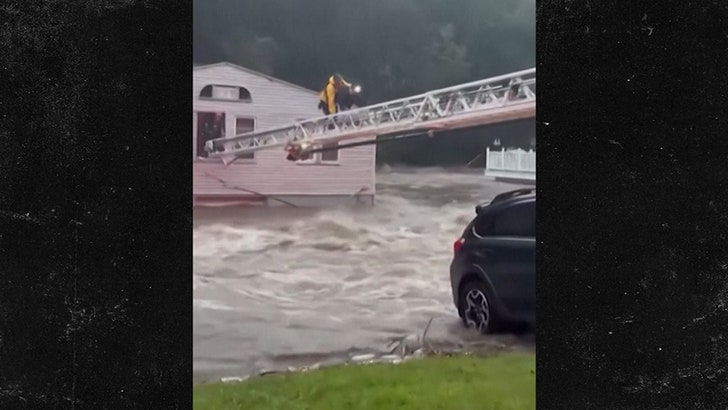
[
  {"x1": 491, "y1": 201, "x2": 535, "y2": 237},
  {"x1": 472, "y1": 214, "x2": 495, "y2": 237}
]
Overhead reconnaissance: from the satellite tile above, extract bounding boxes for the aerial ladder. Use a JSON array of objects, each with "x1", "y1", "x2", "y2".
[{"x1": 204, "y1": 68, "x2": 536, "y2": 165}]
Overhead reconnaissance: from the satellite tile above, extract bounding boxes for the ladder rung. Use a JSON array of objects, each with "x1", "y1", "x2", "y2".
[{"x1": 204, "y1": 68, "x2": 536, "y2": 162}]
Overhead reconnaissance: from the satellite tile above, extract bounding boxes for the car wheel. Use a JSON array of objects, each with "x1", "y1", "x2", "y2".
[{"x1": 459, "y1": 280, "x2": 502, "y2": 334}]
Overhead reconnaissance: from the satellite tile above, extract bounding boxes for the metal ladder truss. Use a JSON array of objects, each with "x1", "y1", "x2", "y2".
[{"x1": 205, "y1": 68, "x2": 536, "y2": 164}]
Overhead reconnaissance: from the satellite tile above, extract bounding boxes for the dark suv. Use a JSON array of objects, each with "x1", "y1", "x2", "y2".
[{"x1": 450, "y1": 188, "x2": 535, "y2": 334}]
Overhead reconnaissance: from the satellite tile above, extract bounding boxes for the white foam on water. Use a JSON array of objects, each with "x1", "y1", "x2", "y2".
[
  {"x1": 194, "y1": 299, "x2": 237, "y2": 312},
  {"x1": 193, "y1": 168, "x2": 526, "y2": 378}
]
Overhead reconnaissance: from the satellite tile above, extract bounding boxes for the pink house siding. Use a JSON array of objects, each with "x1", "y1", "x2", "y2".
[{"x1": 193, "y1": 63, "x2": 376, "y2": 207}]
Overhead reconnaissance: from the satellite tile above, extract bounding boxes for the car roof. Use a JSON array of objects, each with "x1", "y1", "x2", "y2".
[{"x1": 476, "y1": 187, "x2": 535, "y2": 216}]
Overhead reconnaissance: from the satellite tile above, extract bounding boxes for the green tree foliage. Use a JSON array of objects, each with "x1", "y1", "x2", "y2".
[{"x1": 193, "y1": 0, "x2": 535, "y2": 165}]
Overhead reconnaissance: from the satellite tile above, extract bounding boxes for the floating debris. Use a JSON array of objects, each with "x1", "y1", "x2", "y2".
[
  {"x1": 216, "y1": 316, "x2": 533, "y2": 384},
  {"x1": 351, "y1": 353, "x2": 376, "y2": 363},
  {"x1": 221, "y1": 376, "x2": 249, "y2": 384}
]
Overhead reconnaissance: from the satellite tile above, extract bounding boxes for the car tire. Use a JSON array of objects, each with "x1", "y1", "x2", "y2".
[{"x1": 458, "y1": 279, "x2": 503, "y2": 334}]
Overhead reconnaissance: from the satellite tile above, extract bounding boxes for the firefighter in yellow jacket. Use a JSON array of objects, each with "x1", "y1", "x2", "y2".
[{"x1": 318, "y1": 73, "x2": 351, "y2": 116}]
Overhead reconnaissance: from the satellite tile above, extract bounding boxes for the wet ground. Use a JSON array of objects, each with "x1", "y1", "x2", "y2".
[{"x1": 193, "y1": 167, "x2": 534, "y2": 382}]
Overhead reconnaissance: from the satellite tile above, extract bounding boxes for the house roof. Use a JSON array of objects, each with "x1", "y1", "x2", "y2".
[{"x1": 193, "y1": 62, "x2": 318, "y2": 96}]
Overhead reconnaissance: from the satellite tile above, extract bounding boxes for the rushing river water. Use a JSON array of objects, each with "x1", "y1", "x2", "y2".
[{"x1": 193, "y1": 167, "x2": 534, "y2": 382}]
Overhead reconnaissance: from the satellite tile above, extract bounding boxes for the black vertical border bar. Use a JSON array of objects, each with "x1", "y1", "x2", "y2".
[
  {"x1": 537, "y1": 1, "x2": 728, "y2": 408},
  {"x1": 0, "y1": 1, "x2": 192, "y2": 408}
]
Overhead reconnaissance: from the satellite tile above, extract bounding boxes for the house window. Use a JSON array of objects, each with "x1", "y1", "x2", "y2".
[
  {"x1": 238, "y1": 87, "x2": 252, "y2": 100},
  {"x1": 320, "y1": 142, "x2": 339, "y2": 162},
  {"x1": 297, "y1": 142, "x2": 339, "y2": 164},
  {"x1": 199, "y1": 84, "x2": 252, "y2": 102},
  {"x1": 293, "y1": 118, "x2": 340, "y2": 165},
  {"x1": 213, "y1": 86, "x2": 238, "y2": 100},
  {"x1": 195, "y1": 112, "x2": 225, "y2": 157},
  {"x1": 236, "y1": 118, "x2": 255, "y2": 160}
]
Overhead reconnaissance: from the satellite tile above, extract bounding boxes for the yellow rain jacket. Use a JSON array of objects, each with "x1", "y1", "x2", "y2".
[{"x1": 319, "y1": 75, "x2": 351, "y2": 114}]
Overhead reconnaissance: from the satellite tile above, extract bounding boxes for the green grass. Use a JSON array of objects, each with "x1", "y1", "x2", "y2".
[{"x1": 194, "y1": 352, "x2": 535, "y2": 410}]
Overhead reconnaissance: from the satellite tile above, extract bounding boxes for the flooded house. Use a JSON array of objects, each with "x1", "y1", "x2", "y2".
[{"x1": 193, "y1": 62, "x2": 376, "y2": 207}]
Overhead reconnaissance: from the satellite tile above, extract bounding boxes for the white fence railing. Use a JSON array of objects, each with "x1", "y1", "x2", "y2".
[{"x1": 485, "y1": 148, "x2": 536, "y2": 179}]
